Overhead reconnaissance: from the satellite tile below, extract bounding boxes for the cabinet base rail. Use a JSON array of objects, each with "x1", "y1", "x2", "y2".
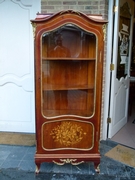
[{"x1": 35, "y1": 153, "x2": 100, "y2": 174}]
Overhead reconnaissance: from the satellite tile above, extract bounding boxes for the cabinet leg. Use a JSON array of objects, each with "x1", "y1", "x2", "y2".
[
  {"x1": 95, "y1": 163, "x2": 100, "y2": 173},
  {"x1": 35, "y1": 164, "x2": 40, "y2": 174}
]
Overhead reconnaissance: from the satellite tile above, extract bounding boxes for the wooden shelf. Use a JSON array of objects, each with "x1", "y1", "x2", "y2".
[
  {"x1": 42, "y1": 58, "x2": 96, "y2": 61},
  {"x1": 42, "y1": 109, "x2": 94, "y2": 117},
  {"x1": 42, "y1": 85, "x2": 94, "y2": 91}
]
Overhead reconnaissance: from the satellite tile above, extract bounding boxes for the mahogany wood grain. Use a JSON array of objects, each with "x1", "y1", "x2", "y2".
[{"x1": 31, "y1": 10, "x2": 107, "y2": 173}]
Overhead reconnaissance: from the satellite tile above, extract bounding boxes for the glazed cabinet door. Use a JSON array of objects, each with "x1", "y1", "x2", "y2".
[{"x1": 41, "y1": 25, "x2": 96, "y2": 150}]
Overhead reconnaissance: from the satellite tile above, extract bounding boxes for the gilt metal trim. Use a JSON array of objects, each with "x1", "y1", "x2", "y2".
[
  {"x1": 50, "y1": 121, "x2": 86, "y2": 147},
  {"x1": 53, "y1": 159, "x2": 84, "y2": 165},
  {"x1": 114, "y1": 6, "x2": 118, "y2": 12},
  {"x1": 35, "y1": 165, "x2": 40, "y2": 174},
  {"x1": 60, "y1": 10, "x2": 81, "y2": 16},
  {"x1": 41, "y1": 119, "x2": 95, "y2": 151},
  {"x1": 31, "y1": 22, "x2": 36, "y2": 39},
  {"x1": 95, "y1": 164, "x2": 100, "y2": 173},
  {"x1": 102, "y1": 24, "x2": 107, "y2": 41}
]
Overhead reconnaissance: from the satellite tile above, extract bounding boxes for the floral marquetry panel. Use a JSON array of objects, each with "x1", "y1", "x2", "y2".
[{"x1": 41, "y1": 120, "x2": 94, "y2": 150}]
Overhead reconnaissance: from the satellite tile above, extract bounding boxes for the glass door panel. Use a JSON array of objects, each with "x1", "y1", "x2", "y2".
[
  {"x1": 41, "y1": 24, "x2": 96, "y2": 118},
  {"x1": 116, "y1": 3, "x2": 131, "y2": 79}
]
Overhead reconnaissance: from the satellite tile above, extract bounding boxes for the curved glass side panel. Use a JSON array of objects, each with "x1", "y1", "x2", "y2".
[{"x1": 41, "y1": 24, "x2": 96, "y2": 118}]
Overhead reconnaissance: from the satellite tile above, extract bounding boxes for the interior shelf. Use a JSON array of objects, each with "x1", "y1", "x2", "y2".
[
  {"x1": 42, "y1": 85, "x2": 94, "y2": 91},
  {"x1": 42, "y1": 109, "x2": 94, "y2": 117},
  {"x1": 42, "y1": 58, "x2": 96, "y2": 61}
]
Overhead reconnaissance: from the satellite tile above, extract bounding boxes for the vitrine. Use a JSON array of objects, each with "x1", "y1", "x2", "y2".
[{"x1": 31, "y1": 10, "x2": 107, "y2": 173}]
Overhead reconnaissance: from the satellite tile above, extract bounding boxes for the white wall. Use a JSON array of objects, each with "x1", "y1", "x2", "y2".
[{"x1": 0, "y1": 0, "x2": 40, "y2": 133}]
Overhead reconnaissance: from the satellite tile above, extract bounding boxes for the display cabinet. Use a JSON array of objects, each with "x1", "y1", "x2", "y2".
[{"x1": 31, "y1": 10, "x2": 107, "y2": 173}]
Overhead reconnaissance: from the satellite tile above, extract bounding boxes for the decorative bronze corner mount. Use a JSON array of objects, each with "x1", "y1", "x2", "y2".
[
  {"x1": 31, "y1": 22, "x2": 36, "y2": 39},
  {"x1": 102, "y1": 24, "x2": 107, "y2": 41}
]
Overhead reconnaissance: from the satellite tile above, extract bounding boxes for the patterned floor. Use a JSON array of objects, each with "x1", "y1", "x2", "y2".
[{"x1": 0, "y1": 140, "x2": 135, "y2": 180}]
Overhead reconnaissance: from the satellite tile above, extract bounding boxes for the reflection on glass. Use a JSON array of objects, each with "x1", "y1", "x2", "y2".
[
  {"x1": 41, "y1": 24, "x2": 96, "y2": 117},
  {"x1": 48, "y1": 34, "x2": 71, "y2": 58},
  {"x1": 116, "y1": 2, "x2": 131, "y2": 79},
  {"x1": 117, "y1": 23, "x2": 130, "y2": 79}
]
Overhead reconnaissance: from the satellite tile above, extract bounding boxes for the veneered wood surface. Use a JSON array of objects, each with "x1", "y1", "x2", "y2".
[{"x1": 31, "y1": 10, "x2": 107, "y2": 172}]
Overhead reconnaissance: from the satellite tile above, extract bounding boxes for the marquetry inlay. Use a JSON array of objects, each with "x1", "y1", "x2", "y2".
[{"x1": 50, "y1": 121, "x2": 86, "y2": 146}]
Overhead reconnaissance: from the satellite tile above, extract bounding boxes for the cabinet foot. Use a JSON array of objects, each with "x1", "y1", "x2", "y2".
[
  {"x1": 35, "y1": 164, "x2": 40, "y2": 174},
  {"x1": 95, "y1": 164, "x2": 100, "y2": 173}
]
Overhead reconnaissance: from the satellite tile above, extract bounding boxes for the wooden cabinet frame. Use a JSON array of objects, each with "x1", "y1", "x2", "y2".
[{"x1": 31, "y1": 10, "x2": 107, "y2": 173}]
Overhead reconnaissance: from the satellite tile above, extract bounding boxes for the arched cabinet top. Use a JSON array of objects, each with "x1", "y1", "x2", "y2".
[
  {"x1": 31, "y1": 10, "x2": 107, "y2": 23},
  {"x1": 31, "y1": 10, "x2": 108, "y2": 38}
]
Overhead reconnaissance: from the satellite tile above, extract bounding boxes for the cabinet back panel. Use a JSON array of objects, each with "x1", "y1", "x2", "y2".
[
  {"x1": 42, "y1": 89, "x2": 94, "y2": 117},
  {"x1": 42, "y1": 60, "x2": 95, "y2": 90}
]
